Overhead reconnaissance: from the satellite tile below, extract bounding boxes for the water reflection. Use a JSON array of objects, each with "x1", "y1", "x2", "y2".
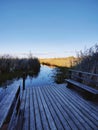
[
  {"x1": 24, "y1": 65, "x2": 69, "y2": 87},
  {"x1": 0, "y1": 65, "x2": 68, "y2": 90},
  {"x1": 0, "y1": 64, "x2": 40, "y2": 88},
  {"x1": 25, "y1": 65, "x2": 54, "y2": 87}
]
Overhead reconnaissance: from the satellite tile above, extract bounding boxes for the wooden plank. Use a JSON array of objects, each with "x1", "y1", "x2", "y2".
[
  {"x1": 63, "y1": 86, "x2": 98, "y2": 120},
  {"x1": 8, "y1": 87, "x2": 20, "y2": 130},
  {"x1": 38, "y1": 87, "x2": 57, "y2": 130},
  {"x1": 42, "y1": 86, "x2": 74, "y2": 130},
  {"x1": 33, "y1": 87, "x2": 43, "y2": 130},
  {"x1": 0, "y1": 86, "x2": 19, "y2": 128},
  {"x1": 45, "y1": 86, "x2": 84, "y2": 130},
  {"x1": 69, "y1": 69, "x2": 98, "y2": 76},
  {"x1": 36, "y1": 87, "x2": 50, "y2": 130},
  {"x1": 66, "y1": 79, "x2": 98, "y2": 94},
  {"x1": 16, "y1": 90, "x2": 26, "y2": 130},
  {"x1": 73, "y1": 75, "x2": 98, "y2": 85},
  {"x1": 0, "y1": 86, "x2": 17, "y2": 106},
  {"x1": 0, "y1": 88, "x2": 10, "y2": 102},
  {"x1": 41, "y1": 87, "x2": 65, "y2": 130},
  {"x1": 52, "y1": 85, "x2": 98, "y2": 130},
  {"x1": 51, "y1": 85, "x2": 91, "y2": 130},
  {"x1": 59, "y1": 86, "x2": 98, "y2": 127},
  {"x1": 59, "y1": 87, "x2": 98, "y2": 114},
  {"x1": 63, "y1": 85, "x2": 98, "y2": 113},
  {"x1": 29, "y1": 88, "x2": 36, "y2": 130},
  {"x1": 0, "y1": 84, "x2": 20, "y2": 102},
  {"x1": 22, "y1": 88, "x2": 30, "y2": 130}
]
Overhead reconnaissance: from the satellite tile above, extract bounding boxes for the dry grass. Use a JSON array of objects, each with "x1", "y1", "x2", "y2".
[{"x1": 40, "y1": 57, "x2": 78, "y2": 67}]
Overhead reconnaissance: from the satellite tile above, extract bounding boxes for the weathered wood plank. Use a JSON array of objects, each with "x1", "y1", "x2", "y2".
[
  {"x1": 22, "y1": 88, "x2": 30, "y2": 130},
  {"x1": 36, "y1": 87, "x2": 50, "y2": 130},
  {"x1": 8, "y1": 87, "x2": 20, "y2": 130},
  {"x1": 16, "y1": 90, "x2": 26, "y2": 130},
  {"x1": 0, "y1": 86, "x2": 19, "y2": 128},
  {"x1": 52, "y1": 85, "x2": 98, "y2": 130},
  {"x1": 38, "y1": 87, "x2": 57, "y2": 130},
  {"x1": 33, "y1": 87, "x2": 43, "y2": 130},
  {"x1": 42, "y1": 86, "x2": 74, "y2": 130},
  {"x1": 62, "y1": 85, "x2": 98, "y2": 114},
  {"x1": 66, "y1": 79, "x2": 98, "y2": 94},
  {"x1": 45, "y1": 86, "x2": 84, "y2": 130},
  {"x1": 29, "y1": 88, "x2": 36, "y2": 130},
  {"x1": 52, "y1": 87, "x2": 92, "y2": 130},
  {"x1": 63, "y1": 87, "x2": 98, "y2": 120},
  {"x1": 41, "y1": 87, "x2": 65, "y2": 130}
]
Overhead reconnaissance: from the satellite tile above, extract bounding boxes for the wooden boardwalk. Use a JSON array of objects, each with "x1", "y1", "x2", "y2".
[{"x1": 17, "y1": 84, "x2": 98, "y2": 130}]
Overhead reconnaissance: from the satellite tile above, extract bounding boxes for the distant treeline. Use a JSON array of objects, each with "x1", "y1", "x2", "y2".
[
  {"x1": 75, "y1": 44, "x2": 98, "y2": 73},
  {"x1": 0, "y1": 55, "x2": 40, "y2": 74}
]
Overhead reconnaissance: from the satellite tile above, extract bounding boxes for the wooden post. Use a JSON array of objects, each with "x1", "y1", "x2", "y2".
[
  {"x1": 69, "y1": 70, "x2": 72, "y2": 79},
  {"x1": 23, "y1": 72, "x2": 26, "y2": 90},
  {"x1": 78, "y1": 72, "x2": 82, "y2": 83}
]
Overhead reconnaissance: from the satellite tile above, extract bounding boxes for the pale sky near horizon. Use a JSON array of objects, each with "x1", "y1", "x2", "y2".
[{"x1": 0, "y1": 0, "x2": 98, "y2": 58}]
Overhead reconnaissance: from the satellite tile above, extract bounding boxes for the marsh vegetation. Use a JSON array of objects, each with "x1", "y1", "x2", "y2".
[
  {"x1": 40, "y1": 56, "x2": 78, "y2": 67},
  {"x1": 74, "y1": 44, "x2": 98, "y2": 74},
  {"x1": 0, "y1": 55, "x2": 40, "y2": 86}
]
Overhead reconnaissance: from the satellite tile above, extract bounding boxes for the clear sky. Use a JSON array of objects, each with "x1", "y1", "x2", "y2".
[{"x1": 0, "y1": 0, "x2": 98, "y2": 58}]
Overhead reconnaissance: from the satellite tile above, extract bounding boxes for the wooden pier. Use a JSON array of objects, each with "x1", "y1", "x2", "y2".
[
  {"x1": 0, "y1": 84, "x2": 98, "y2": 130},
  {"x1": 19, "y1": 84, "x2": 98, "y2": 130}
]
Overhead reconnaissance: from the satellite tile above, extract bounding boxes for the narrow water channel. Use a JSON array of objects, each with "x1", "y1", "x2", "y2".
[
  {"x1": 0, "y1": 64, "x2": 68, "y2": 96},
  {"x1": 25, "y1": 65, "x2": 55, "y2": 87},
  {"x1": 0, "y1": 65, "x2": 56, "y2": 90}
]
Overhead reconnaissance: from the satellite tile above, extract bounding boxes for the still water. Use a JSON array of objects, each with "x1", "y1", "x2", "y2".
[
  {"x1": 0, "y1": 65, "x2": 57, "y2": 91},
  {"x1": 25, "y1": 65, "x2": 56, "y2": 87}
]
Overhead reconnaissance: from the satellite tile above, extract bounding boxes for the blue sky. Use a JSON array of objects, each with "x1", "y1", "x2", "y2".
[{"x1": 0, "y1": 0, "x2": 98, "y2": 58}]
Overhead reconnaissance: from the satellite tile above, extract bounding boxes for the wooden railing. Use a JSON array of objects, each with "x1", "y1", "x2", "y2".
[
  {"x1": 68, "y1": 69, "x2": 98, "y2": 90},
  {"x1": 65, "y1": 69, "x2": 98, "y2": 99},
  {"x1": 0, "y1": 85, "x2": 21, "y2": 130}
]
